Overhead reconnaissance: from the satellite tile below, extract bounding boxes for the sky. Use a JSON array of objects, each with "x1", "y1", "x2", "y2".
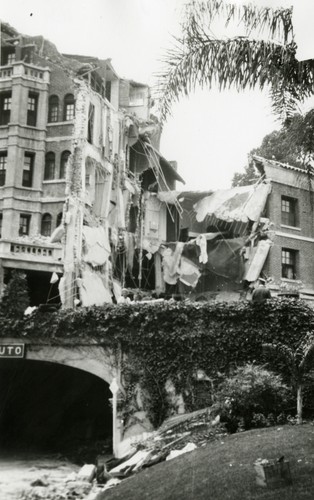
[{"x1": 0, "y1": 0, "x2": 288, "y2": 190}]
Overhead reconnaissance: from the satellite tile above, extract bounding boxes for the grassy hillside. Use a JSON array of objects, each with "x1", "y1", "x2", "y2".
[{"x1": 103, "y1": 424, "x2": 314, "y2": 500}]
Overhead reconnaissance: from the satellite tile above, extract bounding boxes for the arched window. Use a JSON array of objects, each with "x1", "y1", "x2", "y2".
[
  {"x1": 60, "y1": 150, "x2": 71, "y2": 179},
  {"x1": 44, "y1": 152, "x2": 55, "y2": 180},
  {"x1": 41, "y1": 213, "x2": 52, "y2": 236},
  {"x1": 56, "y1": 212, "x2": 63, "y2": 227},
  {"x1": 48, "y1": 95, "x2": 59, "y2": 123},
  {"x1": 63, "y1": 94, "x2": 75, "y2": 121}
]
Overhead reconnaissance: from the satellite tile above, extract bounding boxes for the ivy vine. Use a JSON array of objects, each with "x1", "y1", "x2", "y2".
[{"x1": 1, "y1": 298, "x2": 313, "y2": 426}]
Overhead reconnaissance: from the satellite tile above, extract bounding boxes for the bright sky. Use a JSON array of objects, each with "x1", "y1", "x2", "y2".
[{"x1": 1, "y1": 0, "x2": 284, "y2": 190}]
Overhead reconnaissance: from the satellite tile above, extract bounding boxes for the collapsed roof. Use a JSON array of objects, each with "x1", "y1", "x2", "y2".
[{"x1": 158, "y1": 181, "x2": 271, "y2": 229}]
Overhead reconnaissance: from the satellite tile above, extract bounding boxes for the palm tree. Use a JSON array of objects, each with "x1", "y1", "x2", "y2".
[
  {"x1": 157, "y1": 0, "x2": 314, "y2": 122},
  {"x1": 263, "y1": 337, "x2": 314, "y2": 424}
]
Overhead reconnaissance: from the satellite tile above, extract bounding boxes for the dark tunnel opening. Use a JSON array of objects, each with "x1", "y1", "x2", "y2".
[{"x1": 0, "y1": 359, "x2": 113, "y2": 462}]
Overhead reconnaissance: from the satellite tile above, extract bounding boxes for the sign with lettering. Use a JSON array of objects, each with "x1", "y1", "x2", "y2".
[{"x1": 0, "y1": 344, "x2": 25, "y2": 358}]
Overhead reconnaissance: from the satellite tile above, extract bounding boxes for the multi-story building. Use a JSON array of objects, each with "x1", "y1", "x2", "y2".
[
  {"x1": 253, "y1": 155, "x2": 314, "y2": 302},
  {"x1": 0, "y1": 22, "x2": 183, "y2": 308},
  {"x1": 153, "y1": 156, "x2": 314, "y2": 304}
]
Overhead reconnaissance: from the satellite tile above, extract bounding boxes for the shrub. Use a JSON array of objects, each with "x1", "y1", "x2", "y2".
[
  {"x1": 215, "y1": 364, "x2": 291, "y2": 432},
  {"x1": 0, "y1": 270, "x2": 29, "y2": 318}
]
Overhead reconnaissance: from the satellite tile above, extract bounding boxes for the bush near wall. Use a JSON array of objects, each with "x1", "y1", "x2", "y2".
[{"x1": 1, "y1": 298, "x2": 314, "y2": 426}]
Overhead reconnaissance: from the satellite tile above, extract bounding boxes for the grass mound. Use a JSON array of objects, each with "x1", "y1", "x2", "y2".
[{"x1": 103, "y1": 424, "x2": 314, "y2": 500}]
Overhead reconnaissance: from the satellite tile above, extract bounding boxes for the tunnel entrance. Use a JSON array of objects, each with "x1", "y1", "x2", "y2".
[{"x1": 0, "y1": 359, "x2": 113, "y2": 462}]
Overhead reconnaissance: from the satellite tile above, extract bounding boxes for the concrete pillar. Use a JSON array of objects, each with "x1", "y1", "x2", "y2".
[
  {"x1": 62, "y1": 197, "x2": 83, "y2": 308},
  {"x1": 109, "y1": 378, "x2": 123, "y2": 458}
]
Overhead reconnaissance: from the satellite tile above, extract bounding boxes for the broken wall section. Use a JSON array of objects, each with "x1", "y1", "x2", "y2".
[{"x1": 155, "y1": 181, "x2": 273, "y2": 301}]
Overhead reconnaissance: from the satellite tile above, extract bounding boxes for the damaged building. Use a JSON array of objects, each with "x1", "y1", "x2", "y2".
[
  {"x1": 0, "y1": 22, "x2": 183, "y2": 307},
  {"x1": 1, "y1": 21, "x2": 314, "y2": 309},
  {"x1": 253, "y1": 155, "x2": 314, "y2": 303},
  {"x1": 155, "y1": 156, "x2": 314, "y2": 304},
  {"x1": 155, "y1": 181, "x2": 273, "y2": 301}
]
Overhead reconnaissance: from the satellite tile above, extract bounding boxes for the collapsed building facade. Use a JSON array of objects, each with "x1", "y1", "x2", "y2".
[
  {"x1": 0, "y1": 22, "x2": 184, "y2": 307},
  {"x1": 155, "y1": 156, "x2": 314, "y2": 304},
  {"x1": 1, "y1": 22, "x2": 314, "y2": 308}
]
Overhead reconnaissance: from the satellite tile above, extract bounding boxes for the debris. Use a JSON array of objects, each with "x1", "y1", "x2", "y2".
[
  {"x1": 254, "y1": 457, "x2": 292, "y2": 488},
  {"x1": 65, "y1": 472, "x2": 77, "y2": 482},
  {"x1": 95, "y1": 407, "x2": 226, "y2": 491},
  {"x1": 30, "y1": 477, "x2": 49, "y2": 487},
  {"x1": 110, "y1": 450, "x2": 151, "y2": 475},
  {"x1": 166, "y1": 442, "x2": 197, "y2": 461},
  {"x1": 96, "y1": 465, "x2": 112, "y2": 484},
  {"x1": 77, "y1": 464, "x2": 96, "y2": 482},
  {"x1": 104, "y1": 477, "x2": 122, "y2": 490}
]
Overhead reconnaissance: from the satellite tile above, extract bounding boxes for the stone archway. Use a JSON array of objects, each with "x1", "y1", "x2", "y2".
[
  {"x1": 0, "y1": 339, "x2": 123, "y2": 456},
  {"x1": 26, "y1": 343, "x2": 116, "y2": 385}
]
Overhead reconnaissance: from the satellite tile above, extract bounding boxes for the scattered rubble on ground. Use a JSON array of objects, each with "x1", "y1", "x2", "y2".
[
  {"x1": 19, "y1": 464, "x2": 96, "y2": 500},
  {"x1": 19, "y1": 408, "x2": 226, "y2": 498},
  {"x1": 94, "y1": 407, "x2": 227, "y2": 491}
]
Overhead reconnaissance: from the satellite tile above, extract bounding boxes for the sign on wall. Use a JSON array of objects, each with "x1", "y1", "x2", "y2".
[{"x1": 0, "y1": 344, "x2": 25, "y2": 358}]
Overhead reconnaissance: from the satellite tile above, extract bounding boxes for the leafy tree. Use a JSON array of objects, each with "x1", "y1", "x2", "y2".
[
  {"x1": 263, "y1": 336, "x2": 314, "y2": 424},
  {"x1": 215, "y1": 364, "x2": 289, "y2": 431},
  {"x1": 250, "y1": 128, "x2": 301, "y2": 168},
  {"x1": 158, "y1": 1, "x2": 314, "y2": 122},
  {"x1": 231, "y1": 160, "x2": 260, "y2": 187},
  {"x1": 232, "y1": 109, "x2": 314, "y2": 186},
  {"x1": 0, "y1": 271, "x2": 30, "y2": 319}
]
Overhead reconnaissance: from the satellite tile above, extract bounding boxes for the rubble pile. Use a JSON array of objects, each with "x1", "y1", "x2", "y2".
[
  {"x1": 18, "y1": 409, "x2": 226, "y2": 498},
  {"x1": 19, "y1": 466, "x2": 97, "y2": 500},
  {"x1": 96, "y1": 407, "x2": 226, "y2": 489},
  {"x1": 137, "y1": 407, "x2": 226, "y2": 458}
]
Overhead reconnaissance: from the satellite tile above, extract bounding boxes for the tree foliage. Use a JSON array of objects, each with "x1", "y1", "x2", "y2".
[
  {"x1": 0, "y1": 271, "x2": 29, "y2": 319},
  {"x1": 232, "y1": 109, "x2": 314, "y2": 186},
  {"x1": 215, "y1": 364, "x2": 290, "y2": 431},
  {"x1": 231, "y1": 160, "x2": 260, "y2": 187},
  {"x1": 158, "y1": 0, "x2": 314, "y2": 122}
]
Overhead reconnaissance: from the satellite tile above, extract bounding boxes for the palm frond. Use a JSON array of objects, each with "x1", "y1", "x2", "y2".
[
  {"x1": 156, "y1": 1, "x2": 314, "y2": 122},
  {"x1": 183, "y1": 0, "x2": 293, "y2": 44},
  {"x1": 157, "y1": 35, "x2": 314, "y2": 122},
  {"x1": 299, "y1": 338, "x2": 314, "y2": 373},
  {"x1": 269, "y1": 80, "x2": 304, "y2": 122}
]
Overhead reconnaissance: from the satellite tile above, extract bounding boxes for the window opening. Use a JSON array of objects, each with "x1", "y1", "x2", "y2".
[
  {"x1": 41, "y1": 213, "x2": 52, "y2": 236},
  {"x1": 60, "y1": 151, "x2": 70, "y2": 179},
  {"x1": 19, "y1": 214, "x2": 31, "y2": 236},
  {"x1": 0, "y1": 152, "x2": 8, "y2": 186},
  {"x1": 0, "y1": 92, "x2": 12, "y2": 125},
  {"x1": 282, "y1": 248, "x2": 297, "y2": 280},
  {"x1": 22, "y1": 152, "x2": 34, "y2": 187},
  {"x1": 64, "y1": 94, "x2": 75, "y2": 121},
  {"x1": 48, "y1": 95, "x2": 59, "y2": 123},
  {"x1": 281, "y1": 196, "x2": 298, "y2": 227},
  {"x1": 87, "y1": 103, "x2": 95, "y2": 143},
  {"x1": 44, "y1": 152, "x2": 55, "y2": 180},
  {"x1": 6, "y1": 52, "x2": 15, "y2": 65},
  {"x1": 105, "y1": 81, "x2": 111, "y2": 102},
  {"x1": 27, "y1": 92, "x2": 38, "y2": 126}
]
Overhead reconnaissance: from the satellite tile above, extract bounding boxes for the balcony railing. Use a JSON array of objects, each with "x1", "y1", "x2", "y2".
[
  {"x1": 0, "y1": 239, "x2": 62, "y2": 264},
  {"x1": 10, "y1": 243, "x2": 53, "y2": 257},
  {"x1": 0, "y1": 66, "x2": 13, "y2": 79},
  {"x1": 0, "y1": 62, "x2": 49, "y2": 82}
]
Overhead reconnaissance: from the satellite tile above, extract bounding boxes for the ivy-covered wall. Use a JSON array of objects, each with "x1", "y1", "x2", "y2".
[{"x1": 1, "y1": 298, "x2": 313, "y2": 426}]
